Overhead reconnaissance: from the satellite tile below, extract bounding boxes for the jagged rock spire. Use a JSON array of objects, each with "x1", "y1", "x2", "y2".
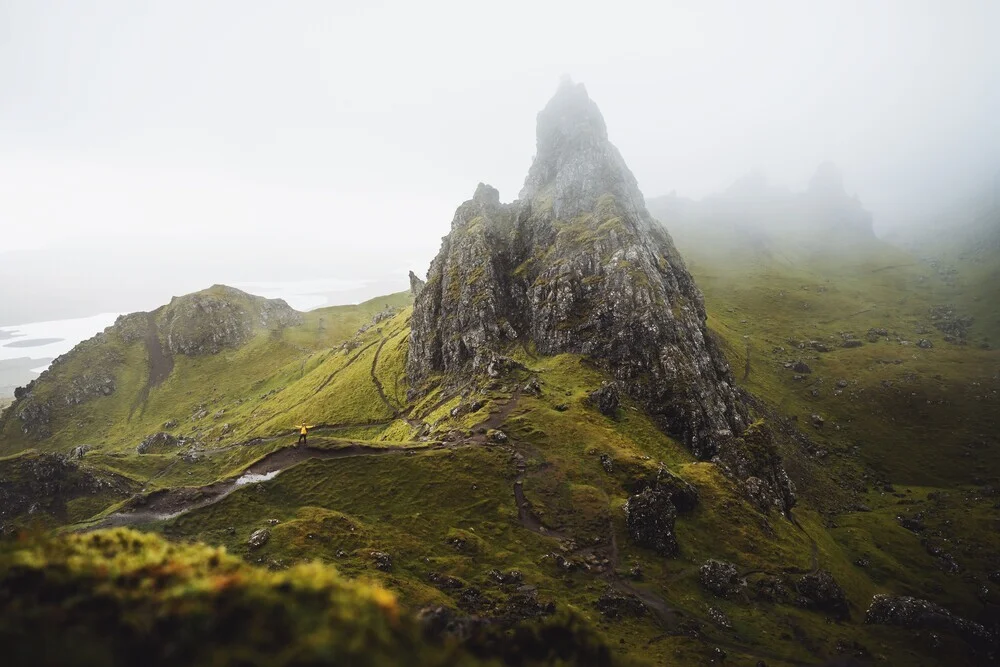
[
  {"x1": 520, "y1": 79, "x2": 647, "y2": 221},
  {"x1": 408, "y1": 82, "x2": 795, "y2": 511},
  {"x1": 808, "y1": 161, "x2": 846, "y2": 198}
]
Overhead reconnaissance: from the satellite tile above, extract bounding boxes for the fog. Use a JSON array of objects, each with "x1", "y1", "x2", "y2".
[{"x1": 2, "y1": 0, "x2": 999, "y2": 324}]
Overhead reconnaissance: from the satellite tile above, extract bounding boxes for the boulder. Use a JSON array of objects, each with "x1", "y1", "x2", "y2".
[
  {"x1": 247, "y1": 528, "x2": 270, "y2": 550},
  {"x1": 796, "y1": 570, "x2": 849, "y2": 619},
  {"x1": 595, "y1": 587, "x2": 646, "y2": 619},
  {"x1": 624, "y1": 486, "x2": 679, "y2": 556},
  {"x1": 70, "y1": 444, "x2": 93, "y2": 460},
  {"x1": 588, "y1": 383, "x2": 620, "y2": 419},
  {"x1": 699, "y1": 560, "x2": 746, "y2": 598},
  {"x1": 370, "y1": 551, "x2": 393, "y2": 572},
  {"x1": 136, "y1": 432, "x2": 179, "y2": 455}
]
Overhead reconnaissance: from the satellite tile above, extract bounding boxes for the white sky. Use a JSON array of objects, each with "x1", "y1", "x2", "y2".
[{"x1": 2, "y1": 0, "x2": 999, "y2": 269}]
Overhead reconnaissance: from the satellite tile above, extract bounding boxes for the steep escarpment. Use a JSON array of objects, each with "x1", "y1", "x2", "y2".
[{"x1": 408, "y1": 81, "x2": 793, "y2": 509}]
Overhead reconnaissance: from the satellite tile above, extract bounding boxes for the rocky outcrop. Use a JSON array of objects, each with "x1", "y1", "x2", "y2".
[
  {"x1": 409, "y1": 270, "x2": 426, "y2": 298},
  {"x1": 865, "y1": 594, "x2": 993, "y2": 648},
  {"x1": 407, "y1": 81, "x2": 793, "y2": 510},
  {"x1": 587, "y1": 383, "x2": 620, "y2": 419},
  {"x1": 161, "y1": 285, "x2": 302, "y2": 356},
  {"x1": 699, "y1": 560, "x2": 746, "y2": 598},
  {"x1": 623, "y1": 464, "x2": 699, "y2": 555},
  {"x1": 0, "y1": 285, "x2": 303, "y2": 442},
  {"x1": 0, "y1": 452, "x2": 134, "y2": 530},
  {"x1": 796, "y1": 570, "x2": 849, "y2": 619},
  {"x1": 248, "y1": 528, "x2": 270, "y2": 550},
  {"x1": 624, "y1": 486, "x2": 680, "y2": 556},
  {"x1": 135, "y1": 432, "x2": 180, "y2": 455}
]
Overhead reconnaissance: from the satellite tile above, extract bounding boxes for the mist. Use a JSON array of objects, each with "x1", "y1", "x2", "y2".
[{"x1": 2, "y1": 0, "x2": 999, "y2": 325}]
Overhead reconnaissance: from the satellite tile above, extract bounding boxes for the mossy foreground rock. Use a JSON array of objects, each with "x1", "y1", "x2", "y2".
[
  {"x1": 0, "y1": 529, "x2": 622, "y2": 667},
  {"x1": 408, "y1": 80, "x2": 792, "y2": 509}
]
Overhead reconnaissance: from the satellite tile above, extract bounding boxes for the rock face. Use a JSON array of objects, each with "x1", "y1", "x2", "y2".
[{"x1": 407, "y1": 81, "x2": 792, "y2": 508}]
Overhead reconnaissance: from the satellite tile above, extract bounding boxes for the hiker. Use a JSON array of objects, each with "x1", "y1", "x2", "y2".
[{"x1": 296, "y1": 424, "x2": 314, "y2": 445}]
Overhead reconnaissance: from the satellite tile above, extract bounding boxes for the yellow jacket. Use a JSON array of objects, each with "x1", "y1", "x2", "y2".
[{"x1": 298, "y1": 425, "x2": 314, "y2": 434}]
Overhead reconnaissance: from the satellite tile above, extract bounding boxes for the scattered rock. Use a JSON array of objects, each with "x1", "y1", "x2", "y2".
[
  {"x1": 595, "y1": 587, "x2": 646, "y2": 619},
  {"x1": 867, "y1": 327, "x2": 888, "y2": 343},
  {"x1": 796, "y1": 570, "x2": 850, "y2": 619},
  {"x1": 69, "y1": 444, "x2": 93, "y2": 460},
  {"x1": 810, "y1": 414, "x2": 825, "y2": 428},
  {"x1": 487, "y1": 569, "x2": 523, "y2": 586},
  {"x1": 247, "y1": 528, "x2": 270, "y2": 550},
  {"x1": 864, "y1": 594, "x2": 991, "y2": 647},
  {"x1": 917, "y1": 339, "x2": 933, "y2": 349},
  {"x1": 624, "y1": 485, "x2": 679, "y2": 556},
  {"x1": 898, "y1": 513, "x2": 925, "y2": 532},
  {"x1": 753, "y1": 575, "x2": 791, "y2": 603},
  {"x1": 599, "y1": 454, "x2": 614, "y2": 473},
  {"x1": 487, "y1": 429, "x2": 508, "y2": 443},
  {"x1": 841, "y1": 340, "x2": 863, "y2": 348},
  {"x1": 136, "y1": 432, "x2": 179, "y2": 455},
  {"x1": 162, "y1": 419, "x2": 177, "y2": 429},
  {"x1": 792, "y1": 361, "x2": 812, "y2": 374},
  {"x1": 699, "y1": 560, "x2": 746, "y2": 598},
  {"x1": 370, "y1": 551, "x2": 392, "y2": 572},
  {"x1": 707, "y1": 606, "x2": 732, "y2": 629},
  {"x1": 588, "y1": 383, "x2": 620, "y2": 419},
  {"x1": 553, "y1": 403, "x2": 569, "y2": 412},
  {"x1": 428, "y1": 572, "x2": 464, "y2": 590},
  {"x1": 928, "y1": 305, "x2": 973, "y2": 344}
]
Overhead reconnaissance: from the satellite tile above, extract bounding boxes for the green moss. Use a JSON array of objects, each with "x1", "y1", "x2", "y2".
[{"x1": 0, "y1": 528, "x2": 626, "y2": 666}]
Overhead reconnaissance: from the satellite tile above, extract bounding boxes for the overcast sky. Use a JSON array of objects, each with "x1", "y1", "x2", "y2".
[{"x1": 2, "y1": 0, "x2": 999, "y2": 309}]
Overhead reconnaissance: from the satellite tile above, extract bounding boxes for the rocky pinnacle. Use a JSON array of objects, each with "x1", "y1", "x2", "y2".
[{"x1": 408, "y1": 80, "x2": 794, "y2": 509}]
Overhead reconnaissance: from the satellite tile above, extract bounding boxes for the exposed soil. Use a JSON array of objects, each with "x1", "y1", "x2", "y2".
[{"x1": 128, "y1": 313, "x2": 174, "y2": 420}]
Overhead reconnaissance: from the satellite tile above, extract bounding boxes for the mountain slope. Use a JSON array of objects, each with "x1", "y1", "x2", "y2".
[{"x1": 0, "y1": 85, "x2": 997, "y2": 666}]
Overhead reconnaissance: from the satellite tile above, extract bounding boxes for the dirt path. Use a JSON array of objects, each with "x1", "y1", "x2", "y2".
[
  {"x1": 87, "y1": 441, "x2": 464, "y2": 530},
  {"x1": 128, "y1": 313, "x2": 174, "y2": 420}
]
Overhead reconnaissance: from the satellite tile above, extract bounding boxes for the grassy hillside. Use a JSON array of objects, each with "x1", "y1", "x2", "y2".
[{"x1": 0, "y1": 268, "x2": 996, "y2": 665}]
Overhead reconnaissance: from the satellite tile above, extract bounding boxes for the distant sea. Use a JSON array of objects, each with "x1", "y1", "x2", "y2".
[{"x1": 0, "y1": 277, "x2": 401, "y2": 398}]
